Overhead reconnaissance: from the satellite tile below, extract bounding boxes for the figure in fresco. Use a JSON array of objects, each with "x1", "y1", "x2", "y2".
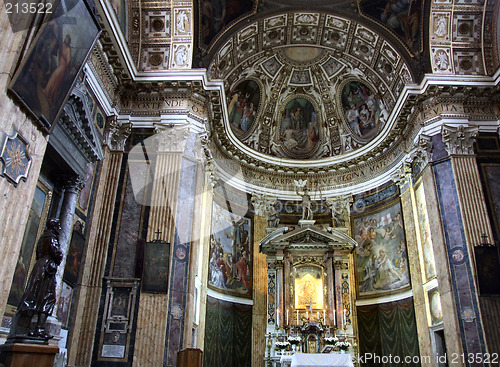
[
  {"x1": 279, "y1": 98, "x2": 320, "y2": 155},
  {"x1": 380, "y1": 0, "x2": 420, "y2": 49},
  {"x1": 236, "y1": 250, "x2": 250, "y2": 290},
  {"x1": 9, "y1": 218, "x2": 63, "y2": 341},
  {"x1": 373, "y1": 249, "x2": 403, "y2": 289}
]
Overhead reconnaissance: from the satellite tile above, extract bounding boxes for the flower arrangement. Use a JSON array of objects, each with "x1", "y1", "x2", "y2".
[
  {"x1": 275, "y1": 341, "x2": 291, "y2": 351},
  {"x1": 335, "y1": 341, "x2": 351, "y2": 351},
  {"x1": 324, "y1": 336, "x2": 339, "y2": 345},
  {"x1": 288, "y1": 335, "x2": 301, "y2": 345}
]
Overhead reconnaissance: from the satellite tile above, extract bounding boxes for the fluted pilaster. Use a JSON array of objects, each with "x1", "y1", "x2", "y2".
[{"x1": 67, "y1": 148, "x2": 124, "y2": 367}]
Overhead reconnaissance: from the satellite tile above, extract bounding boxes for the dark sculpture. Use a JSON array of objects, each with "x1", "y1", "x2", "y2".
[{"x1": 8, "y1": 218, "x2": 63, "y2": 343}]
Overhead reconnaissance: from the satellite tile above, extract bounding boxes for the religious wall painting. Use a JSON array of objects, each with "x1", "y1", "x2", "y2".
[
  {"x1": 359, "y1": 0, "x2": 423, "y2": 55},
  {"x1": 354, "y1": 200, "x2": 410, "y2": 297},
  {"x1": 142, "y1": 241, "x2": 171, "y2": 293},
  {"x1": 279, "y1": 97, "x2": 320, "y2": 158},
  {"x1": 63, "y1": 230, "x2": 86, "y2": 286},
  {"x1": 208, "y1": 201, "x2": 252, "y2": 297},
  {"x1": 200, "y1": 0, "x2": 254, "y2": 49},
  {"x1": 414, "y1": 182, "x2": 437, "y2": 281},
  {"x1": 293, "y1": 265, "x2": 324, "y2": 310},
  {"x1": 56, "y1": 281, "x2": 73, "y2": 328},
  {"x1": 289, "y1": 69, "x2": 312, "y2": 85},
  {"x1": 77, "y1": 161, "x2": 97, "y2": 214},
  {"x1": 261, "y1": 56, "x2": 282, "y2": 78},
  {"x1": 340, "y1": 81, "x2": 384, "y2": 141},
  {"x1": 227, "y1": 79, "x2": 261, "y2": 140},
  {"x1": 321, "y1": 57, "x2": 343, "y2": 78},
  {"x1": 8, "y1": 0, "x2": 101, "y2": 132}
]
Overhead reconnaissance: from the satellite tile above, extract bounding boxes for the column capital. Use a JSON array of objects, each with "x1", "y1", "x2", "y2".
[
  {"x1": 105, "y1": 115, "x2": 132, "y2": 152},
  {"x1": 153, "y1": 124, "x2": 191, "y2": 152},
  {"x1": 442, "y1": 124, "x2": 478, "y2": 155},
  {"x1": 391, "y1": 160, "x2": 412, "y2": 192},
  {"x1": 59, "y1": 174, "x2": 85, "y2": 194}
]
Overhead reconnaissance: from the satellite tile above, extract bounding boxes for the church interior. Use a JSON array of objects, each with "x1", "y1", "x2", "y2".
[{"x1": 1, "y1": 0, "x2": 500, "y2": 366}]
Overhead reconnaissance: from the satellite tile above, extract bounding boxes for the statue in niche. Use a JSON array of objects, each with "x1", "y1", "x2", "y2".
[
  {"x1": 8, "y1": 218, "x2": 63, "y2": 342},
  {"x1": 266, "y1": 203, "x2": 280, "y2": 228},
  {"x1": 295, "y1": 180, "x2": 313, "y2": 220}
]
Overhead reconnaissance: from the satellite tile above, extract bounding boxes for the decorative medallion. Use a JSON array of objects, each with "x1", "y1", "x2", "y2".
[
  {"x1": 461, "y1": 307, "x2": 475, "y2": 323},
  {"x1": 171, "y1": 304, "x2": 184, "y2": 319},
  {"x1": 0, "y1": 131, "x2": 31, "y2": 185},
  {"x1": 176, "y1": 246, "x2": 186, "y2": 260},
  {"x1": 451, "y1": 248, "x2": 465, "y2": 263}
]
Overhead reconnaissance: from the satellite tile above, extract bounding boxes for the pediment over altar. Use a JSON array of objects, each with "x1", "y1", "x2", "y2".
[{"x1": 260, "y1": 221, "x2": 356, "y2": 255}]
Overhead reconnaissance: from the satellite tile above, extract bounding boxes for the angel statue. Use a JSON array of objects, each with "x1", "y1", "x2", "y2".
[{"x1": 294, "y1": 179, "x2": 313, "y2": 220}]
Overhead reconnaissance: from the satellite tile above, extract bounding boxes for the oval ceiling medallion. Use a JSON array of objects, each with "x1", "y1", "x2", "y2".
[{"x1": 227, "y1": 80, "x2": 262, "y2": 140}]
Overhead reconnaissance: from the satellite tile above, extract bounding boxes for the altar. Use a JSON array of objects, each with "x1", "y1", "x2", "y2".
[{"x1": 280, "y1": 353, "x2": 354, "y2": 367}]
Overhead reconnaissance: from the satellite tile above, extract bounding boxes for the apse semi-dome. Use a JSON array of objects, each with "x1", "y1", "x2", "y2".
[{"x1": 208, "y1": 11, "x2": 414, "y2": 168}]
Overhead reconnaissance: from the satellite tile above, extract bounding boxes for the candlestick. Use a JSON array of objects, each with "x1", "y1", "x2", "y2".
[
  {"x1": 333, "y1": 309, "x2": 336, "y2": 327},
  {"x1": 296, "y1": 310, "x2": 299, "y2": 325},
  {"x1": 343, "y1": 309, "x2": 347, "y2": 328},
  {"x1": 306, "y1": 311, "x2": 308, "y2": 320},
  {"x1": 287, "y1": 309, "x2": 289, "y2": 326},
  {"x1": 323, "y1": 309, "x2": 326, "y2": 325},
  {"x1": 317, "y1": 311, "x2": 319, "y2": 321},
  {"x1": 277, "y1": 309, "x2": 280, "y2": 328}
]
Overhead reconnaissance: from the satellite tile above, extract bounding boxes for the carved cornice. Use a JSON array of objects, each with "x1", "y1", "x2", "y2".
[{"x1": 442, "y1": 125, "x2": 478, "y2": 156}]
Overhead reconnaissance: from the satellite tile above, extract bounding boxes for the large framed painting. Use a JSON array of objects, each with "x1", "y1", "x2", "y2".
[
  {"x1": 142, "y1": 241, "x2": 171, "y2": 293},
  {"x1": 208, "y1": 201, "x2": 252, "y2": 297},
  {"x1": 353, "y1": 200, "x2": 410, "y2": 298},
  {"x1": 8, "y1": 0, "x2": 101, "y2": 133},
  {"x1": 7, "y1": 183, "x2": 51, "y2": 310}
]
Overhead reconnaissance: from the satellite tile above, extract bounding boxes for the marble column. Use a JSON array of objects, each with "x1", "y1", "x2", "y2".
[{"x1": 53, "y1": 174, "x2": 84, "y2": 314}]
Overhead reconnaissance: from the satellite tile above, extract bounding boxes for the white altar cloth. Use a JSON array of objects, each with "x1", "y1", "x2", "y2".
[{"x1": 289, "y1": 353, "x2": 354, "y2": 367}]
